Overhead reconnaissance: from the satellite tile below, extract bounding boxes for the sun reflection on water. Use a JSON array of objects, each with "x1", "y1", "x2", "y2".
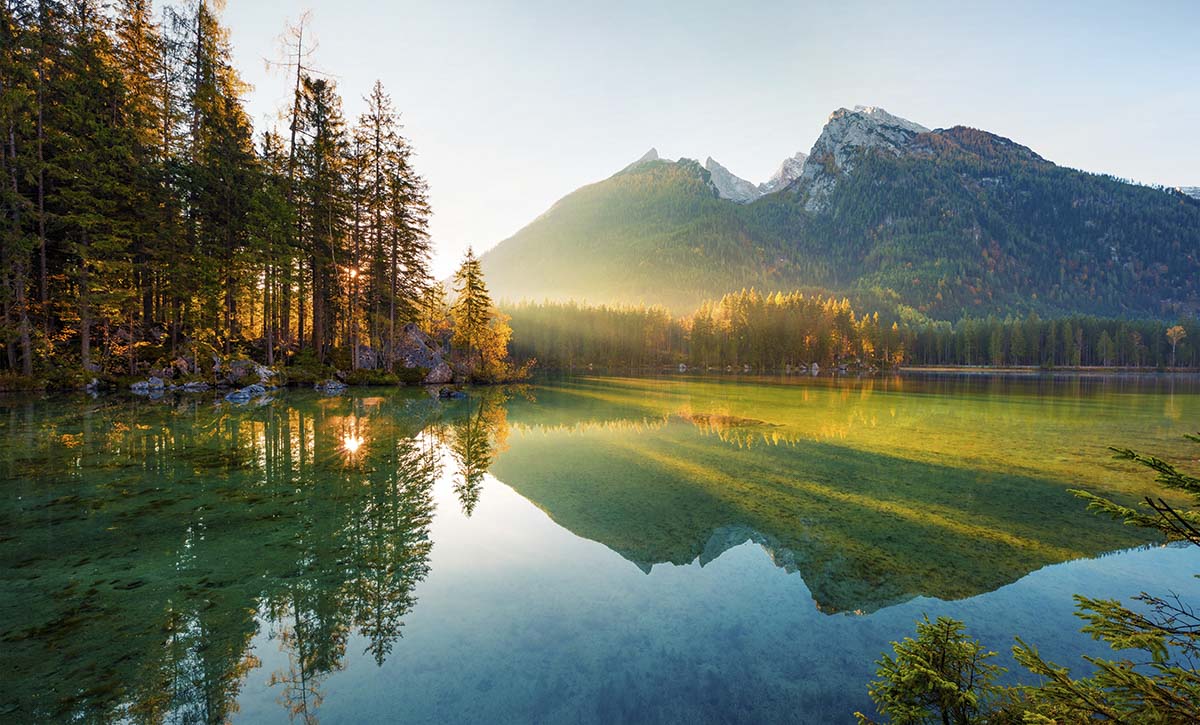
[{"x1": 342, "y1": 433, "x2": 364, "y2": 455}]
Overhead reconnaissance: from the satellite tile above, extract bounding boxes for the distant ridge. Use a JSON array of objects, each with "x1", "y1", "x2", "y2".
[{"x1": 482, "y1": 106, "x2": 1200, "y2": 319}]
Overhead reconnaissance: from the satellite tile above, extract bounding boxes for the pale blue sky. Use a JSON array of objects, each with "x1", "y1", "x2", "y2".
[{"x1": 210, "y1": 0, "x2": 1200, "y2": 278}]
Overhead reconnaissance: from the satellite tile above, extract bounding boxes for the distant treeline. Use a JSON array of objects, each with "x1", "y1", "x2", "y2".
[
  {"x1": 506, "y1": 291, "x2": 901, "y2": 371},
  {"x1": 505, "y1": 291, "x2": 1198, "y2": 371},
  {"x1": 906, "y1": 314, "x2": 1196, "y2": 369}
]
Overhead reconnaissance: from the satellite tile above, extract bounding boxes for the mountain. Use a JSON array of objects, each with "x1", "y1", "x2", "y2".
[
  {"x1": 482, "y1": 107, "x2": 1200, "y2": 319},
  {"x1": 704, "y1": 157, "x2": 761, "y2": 203},
  {"x1": 758, "y1": 150, "x2": 808, "y2": 194},
  {"x1": 704, "y1": 151, "x2": 811, "y2": 203},
  {"x1": 1180, "y1": 186, "x2": 1200, "y2": 200},
  {"x1": 793, "y1": 105, "x2": 929, "y2": 212}
]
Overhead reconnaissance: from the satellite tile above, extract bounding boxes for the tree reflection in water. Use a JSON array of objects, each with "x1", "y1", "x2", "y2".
[
  {"x1": 0, "y1": 389, "x2": 506, "y2": 723},
  {"x1": 449, "y1": 389, "x2": 512, "y2": 516}
]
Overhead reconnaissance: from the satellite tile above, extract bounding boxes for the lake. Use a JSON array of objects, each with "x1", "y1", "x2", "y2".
[{"x1": 2, "y1": 374, "x2": 1199, "y2": 723}]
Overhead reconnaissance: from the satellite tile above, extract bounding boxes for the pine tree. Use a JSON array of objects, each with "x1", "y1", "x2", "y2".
[
  {"x1": 451, "y1": 247, "x2": 491, "y2": 374},
  {"x1": 0, "y1": 0, "x2": 36, "y2": 373},
  {"x1": 1013, "y1": 436, "x2": 1200, "y2": 720},
  {"x1": 295, "y1": 74, "x2": 348, "y2": 362}
]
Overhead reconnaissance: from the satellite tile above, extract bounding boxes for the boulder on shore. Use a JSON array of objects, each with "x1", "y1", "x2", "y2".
[
  {"x1": 130, "y1": 376, "x2": 166, "y2": 395},
  {"x1": 356, "y1": 324, "x2": 452, "y2": 385},
  {"x1": 225, "y1": 383, "x2": 267, "y2": 403},
  {"x1": 314, "y1": 379, "x2": 349, "y2": 395},
  {"x1": 424, "y1": 361, "x2": 453, "y2": 385}
]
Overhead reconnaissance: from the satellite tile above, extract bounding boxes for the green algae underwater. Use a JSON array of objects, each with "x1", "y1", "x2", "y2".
[{"x1": 1, "y1": 374, "x2": 1198, "y2": 723}]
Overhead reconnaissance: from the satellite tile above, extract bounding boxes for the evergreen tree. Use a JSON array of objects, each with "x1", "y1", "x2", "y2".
[
  {"x1": 451, "y1": 247, "x2": 491, "y2": 373},
  {"x1": 295, "y1": 74, "x2": 348, "y2": 362}
]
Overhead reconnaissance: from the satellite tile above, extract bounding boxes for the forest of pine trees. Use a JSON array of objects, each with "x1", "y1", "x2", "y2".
[
  {"x1": 506, "y1": 292, "x2": 1199, "y2": 372},
  {"x1": 0, "y1": 1, "x2": 433, "y2": 384}
]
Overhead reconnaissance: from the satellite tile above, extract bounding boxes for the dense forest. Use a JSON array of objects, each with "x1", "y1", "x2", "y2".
[
  {"x1": 1, "y1": 3, "x2": 1195, "y2": 387},
  {"x1": 506, "y1": 292, "x2": 1199, "y2": 372},
  {"x1": 0, "y1": 1, "x2": 444, "y2": 384}
]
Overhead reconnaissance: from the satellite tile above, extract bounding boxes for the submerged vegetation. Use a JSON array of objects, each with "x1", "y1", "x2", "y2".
[
  {"x1": 860, "y1": 435, "x2": 1200, "y2": 722},
  {"x1": 0, "y1": 388, "x2": 512, "y2": 721}
]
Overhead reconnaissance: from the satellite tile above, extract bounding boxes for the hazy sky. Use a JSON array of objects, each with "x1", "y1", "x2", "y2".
[{"x1": 212, "y1": 0, "x2": 1200, "y2": 278}]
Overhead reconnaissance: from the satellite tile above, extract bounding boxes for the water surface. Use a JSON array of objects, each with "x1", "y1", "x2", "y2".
[{"x1": 2, "y1": 374, "x2": 1198, "y2": 723}]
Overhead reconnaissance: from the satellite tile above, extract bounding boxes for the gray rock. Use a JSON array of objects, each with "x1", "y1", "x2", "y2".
[
  {"x1": 423, "y1": 361, "x2": 453, "y2": 385},
  {"x1": 437, "y1": 386, "x2": 466, "y2": 400},
  {"x1": 355, "y1": 345, "x2": 379, "y2": 370},
  {"x1": 705, "y1": 157, "x2": 762, "y2": 204},
  {"x1": 757, "y1": 150, "x2": 808, "y2": 195},
  {"x1": 130, "y1": 377, "x2": 165, "y2": 395},
  {"x1": 181, "y1": 381, "x2": 210, "y2": 392},
  {"x1": 224, "y1": 359, "x2": 256, "y2": 384},
  {"x1": 254, "y1": 363, "x2": 277, "y2": 384},
  {"x1": 314, "y1": 379, "x2": 348, "y2": 395},
  {"x1": 793, "y1": 106, "x2": 928, "y2": 212},
  {"x1": 393, "y1": 323, "x2": 445, "y2": 370},
  {"x1": 225, "y1": 383, "x2": 267, "y2": 403}
]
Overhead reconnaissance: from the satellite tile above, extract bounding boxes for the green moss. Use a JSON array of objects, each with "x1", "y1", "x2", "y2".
[
  {"x1": 0, "y1": 373, "x2": 47, "y2": 392},
  {"x1": 395, "y1": 366, "x2": 429, "y2": 384},
  {"x1": 344, "y1": 369, "x2": 401, "y2": 386}
]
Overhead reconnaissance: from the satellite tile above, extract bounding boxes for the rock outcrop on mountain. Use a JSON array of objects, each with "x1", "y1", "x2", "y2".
[
  {"x1": 480, "y1": 106, "x2": 1200, "y2": 319},
  {"x1": 791, "y1": 106, "x2": 929, "y2": 212},
  {"x1": 758, "y1": 150, "x2": 808, "y2": 194},
  {"x1": 1179, "y1": 186, "x2": 1200, "y2": 200},
  {"x1": 704, "y1": 157, "x2": 761, "y2": 203}
]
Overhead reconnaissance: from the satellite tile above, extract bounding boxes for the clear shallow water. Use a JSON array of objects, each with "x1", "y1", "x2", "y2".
[{"x1": 2, "y1": 374, "x2": 1199, "y2": 723}]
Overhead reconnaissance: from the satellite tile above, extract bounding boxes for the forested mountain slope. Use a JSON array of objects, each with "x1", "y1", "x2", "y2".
[{"x1": 481, "y1": 108, "x2": 1200, "y2": 319}]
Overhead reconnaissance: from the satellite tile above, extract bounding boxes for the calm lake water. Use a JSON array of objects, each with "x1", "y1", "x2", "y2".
[{"x1": 2, "y1": 374, "x2": 1199, "y2": 723}]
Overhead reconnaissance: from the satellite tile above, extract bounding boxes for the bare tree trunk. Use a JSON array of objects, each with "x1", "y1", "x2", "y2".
[
  {"x1": 297, "y1": 257, "x2": 306, "y2": 351},
  {"x1": 388, "y1": 228, "x2": 397, "y2": 370},
  {"x1": 265, "y1": 240, "x2": 275, "y2": 366},
  {"x1": 80, "y1": 236, "x2": 92, "y2": 371},
  {"x1": 37, "y1": 1, "x2": 48, "y2": 334},
  {"x1": 224, "y1": 232, "x2": 234, "y2": 355},
  {"x1": 280, "y1": 258, "x2": 291, "y2": 348}
]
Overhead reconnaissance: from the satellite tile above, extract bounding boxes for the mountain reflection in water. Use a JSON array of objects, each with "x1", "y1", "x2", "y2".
[{"x1": 1, "y1": 375, "x2": 1197, "y2": 723}]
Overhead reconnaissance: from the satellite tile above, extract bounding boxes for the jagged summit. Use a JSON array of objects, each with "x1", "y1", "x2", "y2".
[
  {"x1": 792, "y1": 106, "x2": 930, "y2": 211},
  {"x1": 620, "y1": 147, "x2": 664, "y2": 174},
  {"x1": 479, "y1": 103, "x2": 1200, "y2": 319},
  {"x1": 704, "y1": 150, "x2": 812, "y2": 203},
  {"x1": 851, "y1": 105, "x2": 930, "y2": 134},
  {"x1": 758, "y1": 150, "x2": 808, "y2": 195},
  {"x1": 704, "y1": 157, "x2": 761, "y2": 203}
]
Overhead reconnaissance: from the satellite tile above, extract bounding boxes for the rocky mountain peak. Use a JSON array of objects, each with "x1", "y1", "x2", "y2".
[
  {"x1": 636, "y1": 147, "x2": 659, "y2": 163},
  {"x1": 851, "y1": 105, "x2": 930, "y2": 134},
  {"x1": 704, "y1": 157, "x2": 763, "y2": 204},
  {"x1": 758, "y1": 150, "x2": 809, "y2": 195},
  {"x1": 793, "y1": 105, "x2": 930, "y2": 212}
]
